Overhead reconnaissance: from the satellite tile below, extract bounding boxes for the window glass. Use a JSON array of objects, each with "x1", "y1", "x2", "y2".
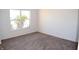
[{"x1": 10, "y1": 10, "x2": 30, "y2": 30}]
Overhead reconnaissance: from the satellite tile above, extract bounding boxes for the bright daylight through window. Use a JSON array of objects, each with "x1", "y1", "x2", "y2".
[{"x1": 10, "y1": 10, "x2": 30, "y2": 30}]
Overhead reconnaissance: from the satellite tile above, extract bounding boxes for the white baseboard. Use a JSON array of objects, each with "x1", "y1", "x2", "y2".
[{"x1": 39, "y1": 31, "x2": 77, "y2": 42}]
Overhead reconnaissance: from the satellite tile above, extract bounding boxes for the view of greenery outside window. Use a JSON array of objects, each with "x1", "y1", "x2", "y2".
[{"x1": 10, "y1": 10, "x2": 30, "y2": 30}]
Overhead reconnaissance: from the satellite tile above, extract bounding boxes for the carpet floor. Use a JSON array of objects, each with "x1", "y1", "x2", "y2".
[{"x1": 1, "y1": 32, "x2": 78, "y2": 50}]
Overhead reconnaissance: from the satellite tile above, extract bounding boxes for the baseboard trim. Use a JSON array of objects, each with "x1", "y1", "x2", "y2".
[
  {"x1": 1, "y1": 32, "x2": 38, "y2": 40},
  {"x1": 38, "y1": 31, "x2": 78, "y2": 43}
]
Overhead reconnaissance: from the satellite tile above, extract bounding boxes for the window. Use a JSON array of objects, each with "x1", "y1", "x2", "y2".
[{"x1": 10, "y1": 10, "x2": 30, "y2": 30}]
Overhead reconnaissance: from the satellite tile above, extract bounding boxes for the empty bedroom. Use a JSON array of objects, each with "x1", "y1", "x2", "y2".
[{"x1": 0, "y1": 9, "x2": 78, "y2": 50}]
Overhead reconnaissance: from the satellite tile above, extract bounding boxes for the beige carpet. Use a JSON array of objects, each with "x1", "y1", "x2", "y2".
[{"x1": 1, "y1": 32, "x2": 78, "y2": 50}]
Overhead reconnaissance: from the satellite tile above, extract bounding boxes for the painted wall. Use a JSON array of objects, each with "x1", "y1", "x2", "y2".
[
  {"x1": 0, "y1": 9, "x2": 39, "y2": 40},
  {"x1": 77, "y1": 10, "x2": 79, "y2": 41},
  {"x1": 0, "y1": 12, "x2": 3, "y2": 42},
  {"x1": 39, "y1": 9, "x2": 78, "y2": 42},
  {"x1": 77, "y1": 9, "x2": 79, "y2": 50}
]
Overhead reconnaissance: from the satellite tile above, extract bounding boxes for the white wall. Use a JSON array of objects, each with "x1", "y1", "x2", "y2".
[
  {"x1": 39, "y1": 9, "x2": 78, "y2": 42},
  {"x1": 77, "y1": 9, "x2": 79, "y2": 50},
  {"x1": 0, "y1": 15, "x2": 2, "y2": 39},
  {"x1": 0, "y1": 9, "x2": 39, "y2": 40},
  {"x1": 0, "y1": 13, "x2": 3, "y2": 43},
  {"x1": 77, "y1": 10, "x2": 79, "y2": 41}
]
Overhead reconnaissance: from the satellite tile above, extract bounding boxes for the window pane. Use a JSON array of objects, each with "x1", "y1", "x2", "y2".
[
  {"x1": 10, "y1": 10, "x2": 20, "y2": 30},
  {"x1": 21, "y1": 11, "x2": 30, "y2": 28},
  {"x1": 21, "y1": 10, "x2": 30, "y2": 19},
  {"x1": 10, "y1": 10, "x2": 20, "y2": 20}
]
